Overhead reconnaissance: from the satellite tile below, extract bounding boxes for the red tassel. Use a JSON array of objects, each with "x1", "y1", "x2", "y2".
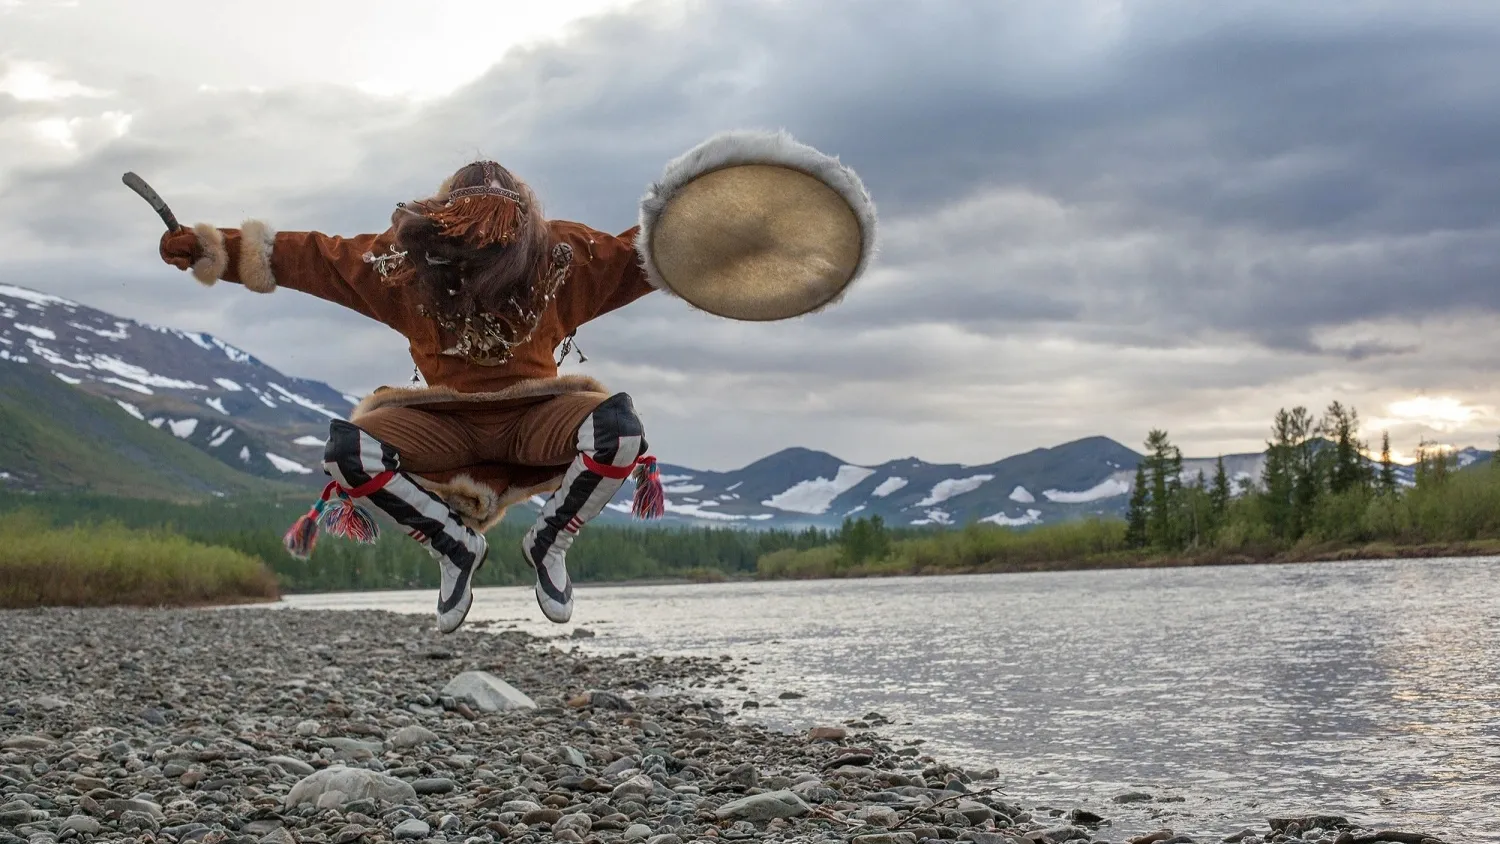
[
  {"x1": 283, "y1": 482, "x2": 337, "y2": 560},
  {"x1": 321, "y1": 492, "x2": 381, "y2": 544},
  {"x1": 631, "y1": 455, "x2": 665, "y2": 520}
]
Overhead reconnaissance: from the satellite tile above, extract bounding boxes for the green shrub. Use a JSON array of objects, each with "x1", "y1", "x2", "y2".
[{"x1": 0, "y1": 510, "x2": 279, "y2": 608}]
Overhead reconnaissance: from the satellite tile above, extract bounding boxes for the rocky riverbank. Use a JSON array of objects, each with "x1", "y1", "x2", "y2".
[{"x1": 0, "y1": 607, "x2": 1445, "y2": 844}]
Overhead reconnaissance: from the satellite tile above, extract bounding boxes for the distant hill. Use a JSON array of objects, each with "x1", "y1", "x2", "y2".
[
  {"x1": 0, "y1": 362, "x2": 293, "y2": 499},
  {"x1": 0, "y1": 283, "x2": 1487, "y2": 527}
]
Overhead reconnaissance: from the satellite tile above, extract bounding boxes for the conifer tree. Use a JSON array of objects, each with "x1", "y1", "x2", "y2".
[
  {"x1": 1379, "y1": 431, "x2": 1398, "y2": 495},
  {"x1": 1125, "y1": 463, "x2": 1150, "y2": 549},
  {"x1": 1210, "y1": 456, "x2": 1231, "y2": 519}
]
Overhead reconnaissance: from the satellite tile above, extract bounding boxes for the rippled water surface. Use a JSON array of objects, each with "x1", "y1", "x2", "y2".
[{"x1": 280, "y1": 558, "x2": 1500, "y2": 840}]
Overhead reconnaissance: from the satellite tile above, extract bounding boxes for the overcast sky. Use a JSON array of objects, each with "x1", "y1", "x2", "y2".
[{"x1": 2, "y1": 0, "x2": 1498, "y2": 470}]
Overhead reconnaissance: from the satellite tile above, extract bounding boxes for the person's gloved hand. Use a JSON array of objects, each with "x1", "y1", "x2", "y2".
[{"x1": 159, "y1": 227, "x2": 201, "y2": 271}]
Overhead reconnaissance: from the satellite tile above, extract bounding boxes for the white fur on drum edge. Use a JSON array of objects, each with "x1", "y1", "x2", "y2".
[{"x1": 635, "y1": 129, "x2": 879, "y2": 300}]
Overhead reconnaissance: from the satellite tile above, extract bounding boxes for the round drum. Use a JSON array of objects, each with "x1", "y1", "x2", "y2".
[{"x1": 637, "y1": 130, "x2": 878, "y2": 321}]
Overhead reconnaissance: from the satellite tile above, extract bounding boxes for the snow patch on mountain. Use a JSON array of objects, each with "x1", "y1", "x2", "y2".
[
  {"x1": 265, "y1": 452, "x2": 312, "y2": 474},
  {"x1": 982, "y1": 508, "x2": 1043, "y2": 527},
  {"x1": 1009, "y1": 486, "x2": 1035, "y2": 503},
  {"x1": 916, "y1": 474, "x2": 994, "y2": 506},
  {"x1": 763, "y1": 465, "x2": 876, "y2": 514},
  {"x1": 871, "y1": 477, "x2": 908, "y2": 497},
  {"x1": 114, "y1": 400, "x2": 144, "y2": 420},
  {"x1": 25, "y1": 341, "x2": 88, "y2": 369},
  {"x1": 15, "y1": 324, "x2": 56, "y2": 340},
  {"x1": 205, "y1": 397, "x2": 228, "y2": 415},
  {"x1": 98, "y1": 377, "x2": 151, "y2": 395},
  {"x1": 68, "y1": 321, "x2": 128, "y2": 340},
  {"x1": 911, "y1": 508, "x2": 953, "y2": 526},
  {"x1": 0, "y1": 284, "x2": 75, "y2": 307},
  {"x1": 90, "y1": 355, "x2": 207, "y2": 390},
  {"x1": 210, "y1": 428, "x2": 235, "y2": 447},
  {"x1": 665, "y1": 483, "x2": 705, "y2": 494},
  {"x1": 53, "y1": 372, "x2": 81, "y2": 385},
  {"x1": 267, "y1": 383, "x2": 341, "y2": 419},
  {"x1": 1042, "y1": 477, "x2": 1131, "y2": 503},
  {"x1": 183, "y1": 332, "x2": 215, "y2": 351},
  {"x1": 239, "y1": 446, "x2": 250, "y2": 462},
  {"x1": 167, "y1": 419, "x2": 198, "y2": 439},
  {"x1": 214, "y1": 378, "x2": 242, "y2": 391},
  {"x1": 293, "y1": 435, "x2": 325, "y2": 446},
  {"x1": 342, "y1": 394, "x2": 361, "y2": 406}
]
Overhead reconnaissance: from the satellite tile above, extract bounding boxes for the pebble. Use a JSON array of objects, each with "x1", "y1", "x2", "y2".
[
  {"x1": 56, "y1": 817, "x2": 98, "y2": 836},
  {"x1": 263, "y1": 755, "x2": 316, "y2": 776},
  {"x1": 412, "y1": 776, "x2": 457, "y2": 794},
  {"x1": 0, "y1": 607, "x2": 1447, "y2": 844},
  {"x1": 393, "y1": 818, "x2": 430, "y2": 839}
]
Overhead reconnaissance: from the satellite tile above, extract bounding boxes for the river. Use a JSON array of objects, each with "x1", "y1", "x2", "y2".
[{"x1": 277, "y1": 557, "x2": 1500, "y2": 841}]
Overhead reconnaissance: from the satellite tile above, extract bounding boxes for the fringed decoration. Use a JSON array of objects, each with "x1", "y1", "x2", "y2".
[
  {"x1": 420, "y1": 191, "x2": 523, "y2": 249},
  {"x1": 284, "y1": 481, "x2": 337, "y2": 560},
  {"x1": 321, "y1": 489, "x2": 382, "y2": 544},
  {"x1": 631, "y1": 456, "x2": 665, "y2": 520}
]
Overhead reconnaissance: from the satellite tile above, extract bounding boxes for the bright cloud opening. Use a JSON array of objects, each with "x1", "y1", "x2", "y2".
[{"x1": 0, "y1": 60, "x2": 105, "y2": 101}]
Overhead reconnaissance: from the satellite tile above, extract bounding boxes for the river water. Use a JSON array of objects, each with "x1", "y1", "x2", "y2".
[{"x1": 278, "y1": 558, "x2": 1500, "y2": 841}]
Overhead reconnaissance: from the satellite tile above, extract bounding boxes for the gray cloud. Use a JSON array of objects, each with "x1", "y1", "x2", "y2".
[{"x1": 2, "y1": 0, "x2": 1499, "y2": 468}]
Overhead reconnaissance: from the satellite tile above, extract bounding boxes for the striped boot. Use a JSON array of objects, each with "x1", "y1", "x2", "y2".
[
  {"x1": 523, "y1": 393, "x2": 647, "y2": 623},
  {"x1": 322, "y1": 420, "x2": 488, "y2": 634}
]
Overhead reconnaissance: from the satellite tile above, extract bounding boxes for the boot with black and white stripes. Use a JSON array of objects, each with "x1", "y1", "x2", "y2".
[
  {"x1": 523, "y1": 392, "x2": 646, "y2": 623},
  {"x1": 323, "y1": 420, "x2": 488, "y2": 634}
]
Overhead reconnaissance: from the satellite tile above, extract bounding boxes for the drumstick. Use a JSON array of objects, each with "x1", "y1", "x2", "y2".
[{"x1": 121, "y1": 172, "x2": 181, "y2": 232}]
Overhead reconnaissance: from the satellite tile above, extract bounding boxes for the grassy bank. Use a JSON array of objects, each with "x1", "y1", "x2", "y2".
[{"x1": 0, "y1": 510, "x2": 280, "y2": 608}]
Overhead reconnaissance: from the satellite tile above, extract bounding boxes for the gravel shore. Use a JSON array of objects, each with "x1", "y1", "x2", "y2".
[{"x1": 0, "y1": 607, "x2": 1446, "y2": 844}]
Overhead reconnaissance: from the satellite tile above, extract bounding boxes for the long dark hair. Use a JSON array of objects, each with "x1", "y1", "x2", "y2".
[{"x1": 389, "y1": 161, "x2": 550, "y2": 318}]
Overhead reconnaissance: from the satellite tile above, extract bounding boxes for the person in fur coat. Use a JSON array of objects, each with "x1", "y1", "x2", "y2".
[{"x1": 158, "y1": 159, "x2": 665, "y2": 633}]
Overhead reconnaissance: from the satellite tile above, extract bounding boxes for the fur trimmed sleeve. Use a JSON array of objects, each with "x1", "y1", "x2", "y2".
[{"x1": 187, "y1": 222, "x2": 400, "y2": 324}]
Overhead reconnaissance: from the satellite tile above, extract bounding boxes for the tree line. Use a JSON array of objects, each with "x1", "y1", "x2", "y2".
[{"x1": 1122, "y1": 400, "x2": 1493, "y2": 552}]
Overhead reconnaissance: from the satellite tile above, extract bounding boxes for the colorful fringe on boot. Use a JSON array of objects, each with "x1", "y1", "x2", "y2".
[
  {"x1": 283, "y1": 480, "x2": 383, "y2": 560},
  {"x1": 631, "y1": 455, "x2": 665, "y2": 520}
]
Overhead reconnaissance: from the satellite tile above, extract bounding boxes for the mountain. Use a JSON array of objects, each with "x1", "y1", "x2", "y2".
[
  {"x1": 0, "y1": 361, "x2": 294, "y2": 499},
  {"x1": 0, "y1": 283, "x2": 1488, "y2": 528},
  {"x1": 0, "y1": 283, "x2": 354, "y2": 485}
]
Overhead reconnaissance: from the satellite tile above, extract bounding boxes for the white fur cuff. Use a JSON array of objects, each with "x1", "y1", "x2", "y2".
[
  {"x1": 190, "y1": 223, "x2": 228, "y2": 285},
  {"x1": 239, "y1": 219, "x2": 277, "y2": 293}
]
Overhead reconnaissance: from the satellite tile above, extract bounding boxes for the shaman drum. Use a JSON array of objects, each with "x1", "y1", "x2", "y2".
[{"x1": 636, "y1": 130, "x2": 878, "y2": 321}]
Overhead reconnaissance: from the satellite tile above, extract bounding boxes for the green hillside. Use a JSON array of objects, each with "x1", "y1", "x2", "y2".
[{"x1": 0, "y1": 364, "x2": 295, "y2": 500}]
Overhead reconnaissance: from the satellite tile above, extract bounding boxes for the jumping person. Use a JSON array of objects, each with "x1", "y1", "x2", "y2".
[{"x1": 158, "y1": 160, "x2": 663, "y2": 633}]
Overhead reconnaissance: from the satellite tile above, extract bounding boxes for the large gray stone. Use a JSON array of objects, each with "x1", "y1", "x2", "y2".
[
  {"x1": 389, "y1": 725, "x2": 439, "y2": 749},
  {"x1": 714, "y1": 790, "x2": 811, "y2": 821},
  {"x1": 611, "y1": 774, "x2": 656, "y2": 802},
  {"x1": 283, "y1": 766, "x2": 418, "y2": 809},
  {"x1": 438, "y1": 671, "x2": 536, "y2": 712}
]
